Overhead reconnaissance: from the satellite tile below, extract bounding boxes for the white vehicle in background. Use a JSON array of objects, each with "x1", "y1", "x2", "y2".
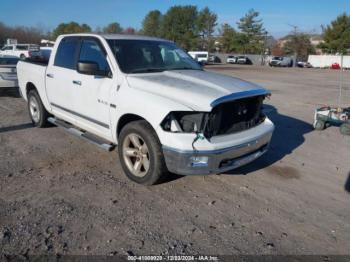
[
  {"x1": 188, "y1": 51, "x2": 209, "y2": 64},
  {"x1": 17, "y1": 33, "x2": 274, "y2": 185},
  {"x1": 226, "y1": 55, "x2": 237, "y2": 64},
  {"x1": 0, "y1": 44, "x2": 39, "y2": 59},
  {"x1": 269, "y1": 56, "x2": 293, "y2": 67},
  {"x1": 0, "y1": 55, "x2": 20, "y2": 88},
  {"x1": 236, "y1": 56, "x2": 251, "y2": 65}
]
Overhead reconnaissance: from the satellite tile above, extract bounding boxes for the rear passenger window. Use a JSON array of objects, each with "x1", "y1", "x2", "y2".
[
  {"x1": 78, "y1": 39, "x2": 110, "y2": 72},
  {"x1": 54, "y1": 37, "x2": 79, "y2": 69},
  {"x1": 16, "y1": 45, "x2": 28, "y2": 50}
]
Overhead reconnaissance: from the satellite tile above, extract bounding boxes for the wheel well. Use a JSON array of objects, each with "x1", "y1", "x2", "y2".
[
  {"x1": 117, "y1": 114, "x2": 146, "y2": 137},
  {"x1": 26, "y1": 82, "x2": 36, "y2": 95}
]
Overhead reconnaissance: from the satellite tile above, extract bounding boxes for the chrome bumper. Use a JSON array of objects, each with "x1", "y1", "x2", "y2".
[{"x1": 162, "y1": 131, "x2": 272, "y2": 176}]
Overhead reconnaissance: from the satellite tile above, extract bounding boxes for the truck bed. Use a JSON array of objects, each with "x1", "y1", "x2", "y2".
[
  {"x1": 17, "y1": 59, "x2": 47, "y2": 101},
  {"x1": 23, "y1": 57, "x2": 49, "y2": 66}
]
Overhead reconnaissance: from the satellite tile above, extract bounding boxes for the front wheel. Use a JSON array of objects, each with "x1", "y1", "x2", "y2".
[
  {"x1": 27, "y1": 90, "x2": 50, "y2": 127},
  {"x1": 118, "y1": 120, "x2": 168, "y2": 185}
]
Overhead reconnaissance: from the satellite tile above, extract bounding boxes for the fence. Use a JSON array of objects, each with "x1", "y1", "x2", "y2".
[{"x1": 308, "y1": 55, "x2": 350, "y2": 68}]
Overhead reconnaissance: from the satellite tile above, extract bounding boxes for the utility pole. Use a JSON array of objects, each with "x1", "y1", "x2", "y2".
[
  {"x1": 338, "y1": 53, "x2": 344, "y2": 106},
  {"x1": 287, "y1": 24, "x2": 298, "y2": 67}
]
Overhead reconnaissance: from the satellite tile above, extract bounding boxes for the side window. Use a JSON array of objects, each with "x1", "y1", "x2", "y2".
[
  {"x1": 54, "y1": 37, "x2": 80, "y2": 69},
  {"x1": 79, "y1": 39, "x2": 110, "y2": 72},
  {"x1": 16, "y1": 45, "x2": 28, "y2": 50}
]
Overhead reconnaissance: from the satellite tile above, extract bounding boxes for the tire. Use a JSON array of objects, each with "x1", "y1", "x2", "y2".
[
  {"x1": 20, "y1": 54, "x2": 26, "y2": 60},
  {"x1": 314, "y1": 120, "x2": 325, "y2": 131},
  {"x1": 340, "y1": 123, "x2": 350, "y2": 135},
  {"x1": 118, "y1": 120, "x2": 168, "y2": 185},
  {"x1": 27, "y1": 89, "x2": 50, "y2": 127}
]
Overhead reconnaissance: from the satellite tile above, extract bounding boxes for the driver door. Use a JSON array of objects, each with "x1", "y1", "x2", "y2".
[{"x1": 72, "y1": 37, "x2": 114, "y2": 139}]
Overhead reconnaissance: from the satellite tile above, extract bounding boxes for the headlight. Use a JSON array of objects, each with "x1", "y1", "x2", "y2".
[{"x1": 160, "y1": 111, "x2": 208, "y2": 133}]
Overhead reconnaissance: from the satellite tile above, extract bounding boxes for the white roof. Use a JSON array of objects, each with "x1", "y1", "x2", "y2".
[{"x1": 60, "y1": 33, "x2": 172, "y2": 42}]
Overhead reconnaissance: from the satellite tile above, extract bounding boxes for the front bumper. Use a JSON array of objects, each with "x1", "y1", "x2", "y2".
[{"x1": 162, "y1": 130, "x2": 273, "y2": 176}]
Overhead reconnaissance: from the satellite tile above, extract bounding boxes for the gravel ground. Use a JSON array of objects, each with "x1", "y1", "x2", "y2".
[{"x1": 0, "y1": 65, "x2": 349, "y2": 257}]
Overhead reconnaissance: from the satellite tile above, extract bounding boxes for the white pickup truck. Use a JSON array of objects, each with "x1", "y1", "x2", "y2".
[{"x1": 17, "y1": 33, "x2": 274, "y2": 185}]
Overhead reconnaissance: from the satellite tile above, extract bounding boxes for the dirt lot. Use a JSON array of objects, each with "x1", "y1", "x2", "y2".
[{"x1": 0, "y1": 65, "x2": 349, "y2": 257}]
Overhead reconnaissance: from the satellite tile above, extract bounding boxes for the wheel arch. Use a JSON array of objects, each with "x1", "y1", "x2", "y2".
[
  {"x1": 25, "y1": 82, "x2": 51, "y2": 113},
  {"x1": 26, "y1": 82, "x2": 37, "y2": 95},
  {"x1": 117, "y1": 113, "x2": 149, "y2": 138}
]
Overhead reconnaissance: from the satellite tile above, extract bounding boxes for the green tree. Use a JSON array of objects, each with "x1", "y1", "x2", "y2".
[
  {"x1": 219, "y1": 23, "x2": 236, "y2": 53},
  {"x1": 51, "y1": 22, "x2": 91, "y2": 39},
  {"x1": 219, "y1": 23, "x2": 250, "y2": 53},
  {"x1": 103, "y1": 22, "x2": 123, "y2": 34},
  {"x1": 141, "y1": 10, "x2": 162, "y2": 37},
  {"x1": 161, "y1": 5, "x2": 198, "y2": 50},
  {"x1": 196, "y1": 7, "x2": 217, "y2": 52},
  {"x1": 319, "y1": 13, "x2": 350, "y2": 54},
  {"x1": 283, "y1": 33, "x2": 315, "y2": 61},
  {"x1": 237, "y1": 9, "x2": 267, "y2": 54}
]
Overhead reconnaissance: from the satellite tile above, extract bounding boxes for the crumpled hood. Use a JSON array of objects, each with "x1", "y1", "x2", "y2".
[{"x1": 126, "y1": 70, "x2": 268, "y2": 111}]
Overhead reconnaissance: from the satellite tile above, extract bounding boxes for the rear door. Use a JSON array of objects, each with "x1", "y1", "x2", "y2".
[
  {"x1": 46, "y1": 37, "x2": 81, "y2": 123},
  {"x1": 71, "y1": 37, "x2": 114, "y2": 138}
]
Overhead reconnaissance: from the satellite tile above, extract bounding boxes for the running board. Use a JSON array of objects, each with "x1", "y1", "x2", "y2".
[{"x1": 48, "y1": 117, "x2": 116, "y2": 152}]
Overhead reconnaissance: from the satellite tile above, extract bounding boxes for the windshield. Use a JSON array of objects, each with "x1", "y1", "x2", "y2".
[
  {"x1": 273, "y1": 56, "x2": 283, "y2": 61},
  {"x1": 107, "y1": 39, "x2": 202, "y2": 74}
]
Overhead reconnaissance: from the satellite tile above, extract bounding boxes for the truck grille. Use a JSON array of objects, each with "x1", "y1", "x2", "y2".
[{"x1": 204, "y1": 95, "x2": 265, "y2": 138}]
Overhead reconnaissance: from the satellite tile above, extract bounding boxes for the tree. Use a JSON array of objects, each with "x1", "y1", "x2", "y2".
[
  {"x1": 103, "y1": 22, "x2": 123, "y2": 34},
  {"x1": 0, "y1": 22, "x2": 48, "y2": 45},
  {"x1": 219, "y1": 23, "x2": 250, "y2": 53},
  {"x1": 51, "y1": 22, "x2": 91, "y2": 39},
  {"x1": 237, "y1": 9, "x2": 267, "y2": 54},
  {"x1": 271, "y1": 42, "x2": 284, "y2": 56},
  {"x1": 219, "y1": 24, "x2": 235, "y2": 53},
  {"x1": 196, "y1": 7, "x2": 217, "y2": 52},
  {"x1": 142, "y1": 10, "x2": 162, "y2": 37},
  {"x1": 123, "y1": 27, "x2": 136, "y2": 34},
  {"x1": 319, "y1": 13, "x2": 350, "y2": 54},
  {"x1": 161, "y1": 5, "x2": 198, "y2": 50},
  {"x1": 283, "y1": 33, "x2": 315, "y2": 61}
]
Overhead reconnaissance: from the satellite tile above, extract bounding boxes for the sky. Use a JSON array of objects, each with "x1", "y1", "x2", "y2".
[{"x1": 0, "y1": 0, "x2": 349, "y2": 38}]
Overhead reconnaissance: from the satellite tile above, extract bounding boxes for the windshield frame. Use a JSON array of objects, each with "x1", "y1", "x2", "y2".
[{"x1": 107, "y1": 39, "x2": 202, "y2": 74}]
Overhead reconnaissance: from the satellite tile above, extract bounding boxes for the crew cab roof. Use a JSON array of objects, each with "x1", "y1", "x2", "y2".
[{"x1": 59, "y1": 33, "x2": 172, "y2": 43}]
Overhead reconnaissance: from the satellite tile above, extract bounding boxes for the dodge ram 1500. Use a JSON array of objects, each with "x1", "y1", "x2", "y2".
[{"x1": 17, "y1": 33, "x2": 274, "y2": 185}]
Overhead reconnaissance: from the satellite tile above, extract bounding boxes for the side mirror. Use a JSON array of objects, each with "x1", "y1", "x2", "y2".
[{"x1": 77, "y1": 61, "x2": 110, "y2": 77}]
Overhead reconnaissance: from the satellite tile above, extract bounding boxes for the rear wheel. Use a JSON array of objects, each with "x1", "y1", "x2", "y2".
[
  {"x1": 314, "y1": 120, "x2": 325, "y2": 130},
  {"x1": 118, "y1": 120, "x2": 168, "y2": 185},
  {"x1": 27, "y1": 90, "x2": 50, "y2": 127},
  {"x1": 340, "y1": 123, "x2": 350, "y2": 135}
]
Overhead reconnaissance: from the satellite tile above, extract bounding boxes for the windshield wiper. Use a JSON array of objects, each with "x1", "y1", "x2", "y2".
[
  {"x1": 129, "y1": 68, "x2": 165, "y2": 73},
  {"x1": 167, "y1": 67, "x2": 202, "y2": 71}
]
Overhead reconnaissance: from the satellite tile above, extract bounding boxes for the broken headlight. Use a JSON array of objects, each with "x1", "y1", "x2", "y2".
[{"x1": 160, "y1": 111, "x2": 208, "y2": 133}]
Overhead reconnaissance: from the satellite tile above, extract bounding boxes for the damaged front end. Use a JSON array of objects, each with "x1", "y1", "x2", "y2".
[{"x1": 160, "y1": 90, "x2": 270, "y2": 140}]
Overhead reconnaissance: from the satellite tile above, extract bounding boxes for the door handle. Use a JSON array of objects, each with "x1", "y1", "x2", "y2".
[
  {"x1": 72, "y1": 80, "x2": 82, "y2": 86},
  {"x1": 46, "y1": 73, "x2": 54, "y2": 78}
]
